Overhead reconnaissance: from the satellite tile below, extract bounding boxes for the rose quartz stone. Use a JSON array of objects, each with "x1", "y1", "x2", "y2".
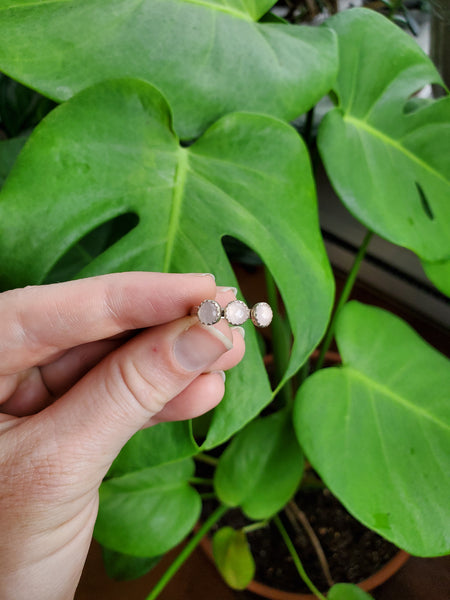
[
  {"x1": 224, "y1": 300, "x2": 250, "y2": 325},
  {"x1": 198, "y1": 300, "x2": 221, "y2": 325},
  {"x1": 251, "y1": 302, "x2": 273, "y2": 327}
]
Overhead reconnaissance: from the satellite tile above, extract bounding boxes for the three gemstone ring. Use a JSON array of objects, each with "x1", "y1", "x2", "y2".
[{"x1": 192, "y1": 299, "x2": 273, "y2": 328}]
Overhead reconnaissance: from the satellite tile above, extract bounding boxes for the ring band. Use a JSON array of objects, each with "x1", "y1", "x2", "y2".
[{"x1": 192, "y1": 299, "x2": 273, "y2": 328}]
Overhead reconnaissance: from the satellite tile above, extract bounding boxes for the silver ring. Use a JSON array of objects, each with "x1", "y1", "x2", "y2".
[{"x1": 192, "y1": 299, "x2": 273, "y2": 328}]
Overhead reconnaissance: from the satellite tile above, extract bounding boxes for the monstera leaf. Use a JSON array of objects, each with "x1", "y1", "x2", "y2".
[
  {"x1": 214, "y1": 410, "x2": 304, "y2": 519},
  {"x1": 422, "y1": 258, "x2": 450, "y2": 297},
  {"x1": 95, "y1": 458, "x2": 200, "y2": 556},
  {"x1": 0, "y1": 78, "x2": 333, "y2": 448},
  {"x1": 213, "y1": 527, "x2": 255, "y2": 590},
  {"x1": 319, "y1": 8, "x2": 450, "y2": 262},
  {"x1": 108, "y1": 422, "x2": 199, "y2": 477},
  {"x1": 328, "y1": 584, "x2": 374, "y2": 600},
  {"x1": 0, "y1": 0, "x2": 337, "y2": 139},
  {"x1": 101, "y1": 547, "x2": 161, "y2": 581},
  {"x1": 294, "y1": 301, "x2": 450, "y2": 556}
]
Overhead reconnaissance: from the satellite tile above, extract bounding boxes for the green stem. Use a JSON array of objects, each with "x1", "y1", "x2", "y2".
[
  {"x1": 264, "y1": 267, "x2": 292, "y2": 406},
  {"x1": 242, "y1": 520, "x2": 269, "y2": 534},
  {"x1": 200, "y1": 492, "x2": 217, "y2": 500},
  {"x1": 315, "y1": 230, "x2": 373, "y2": 372},
  {"x1": 194, "y1": 453, "x2": 218, "y2": 467},
  {"x1": 274, "y1": 515, "x2": 327, "y2": 600},
  {"x1": 145, "y1": 504, "x2": 228, "y2": 600},
  {"x1": 189, "y1": 477, "x2": 214, "y2": 486}
]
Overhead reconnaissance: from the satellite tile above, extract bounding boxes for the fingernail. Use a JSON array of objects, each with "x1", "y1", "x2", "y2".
[
  {"x1": 174, "y1": 324, "x2": 232, "y2": 372},
  {"x1": 192, "y1": 273, "x2": 215, "y2": 280},
  {"x1": 211, "y1": 370, "x2": 226, "y2": 383},
  {"x1": 217, "y1": 286, "x2": 238, "y2": 295},
  {"x1": 232, "y1": 326, "x2": 245, "y2": 339}
]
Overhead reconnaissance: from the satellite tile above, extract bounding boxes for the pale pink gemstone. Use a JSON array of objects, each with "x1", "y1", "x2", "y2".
[
  {"x1": 251, "y1": 302, "x2": 273, "y2": 327},
  {"x1": 197, "y1": 300, "x2": 221, "y2": 325},
  {"x1": 224, "y1": 300, "x2": 250, "y2": 326}
]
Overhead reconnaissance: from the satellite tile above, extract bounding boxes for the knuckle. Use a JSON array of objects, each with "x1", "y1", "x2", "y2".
[{"x1": 107, "y1": 354, "x2": 170, "y2": 418}]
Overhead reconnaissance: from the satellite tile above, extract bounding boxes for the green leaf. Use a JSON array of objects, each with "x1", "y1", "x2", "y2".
[
  {"x1": 213, "y1": 526, "x2": 255, "y2": 590},
  {"x1": 108, "y1": 421, "x2": 199, "y2": 477},
  {"x1": 0, "y1": 78, "x2": 334, "y2": 447},
  {"x1": 95, "y1": 458, "x2": 200, "y2": 557},
  {"x1": 318, "y1": 8, "x2": 450, "y2": 262},
  {"x1": 328, "y1": 583, "x2": 374, "y2": 600},
  {"x1": 101, "y1": 547, "x2": 161, "y2": 581},
  {"x1": 294, "y1": 301, "x2": 450, "y2": 556},
  {"x1": 214, "y1": 410, "x2": 304, "y2": 519},
  {"x1": 422, "y1": 258, "x2": 450, "y2": 297},
  {"x1": 44, "y1": 212, "x2": 139, "y2": 284},
  {"x1": 0, "y1": 0, "x2": 337, "y2": 140}
]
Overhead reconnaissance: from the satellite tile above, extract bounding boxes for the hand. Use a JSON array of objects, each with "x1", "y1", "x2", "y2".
[{"x1": 0, "y1": 272, "x2": 245, "y2": 600}]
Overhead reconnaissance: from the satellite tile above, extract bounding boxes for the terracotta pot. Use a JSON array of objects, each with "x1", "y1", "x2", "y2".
[
  {"x1": 246, "y1": 550, "x2": 410, "y2": 600},
  {"x1": 199, "y1": 534, "x2": 409, "y2": 600}
]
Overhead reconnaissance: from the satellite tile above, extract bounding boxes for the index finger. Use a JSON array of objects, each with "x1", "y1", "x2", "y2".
[{"x1": 0, "y1": 272, "x2": 216, "y2": 375}]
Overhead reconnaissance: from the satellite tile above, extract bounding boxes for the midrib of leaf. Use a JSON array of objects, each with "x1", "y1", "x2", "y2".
[
  {"x1": 0, "y1": 0, "x2": 72, "y2": 10},
  {"x1": 344, "y1": 114, "x2": 449, "y2": 187},
  {"x1": 0, "y1": 0, "x2": 253, "y2": 20},
  {"x1": 182, "y1": 0, "x2": 252, "y2": 20},
  {"x1": 163, "y1": 147, "x2": 189, "y2": 273},
  {"x1": 347, "y1": 367, "x2": 450, "y2": 433}
]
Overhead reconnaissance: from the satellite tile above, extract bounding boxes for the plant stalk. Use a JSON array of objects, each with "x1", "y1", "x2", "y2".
[
  {"x1": 145, "y1": 504, "x2": 228, "y2": 600},
  {"x1": 285, "y1": 501, "x2": 334, "y2": 587},
  {"x1": 194, "y1": 452, "x2": 218, "y2": 467},
  {"x1": 315, "y1": 230, "x2": 373, "y2": 371},
  {"x1": 242, "y1": 520, "x2": 269, "y2": 534},
  {"x1": 200, "y1": 492, "x2": 217, "y2": 500},
  {"x1": 189, "y1": 477, "x2": 214, "y2": 486},
  {"x1": 274, "y1": 515, "x2": 327, "y2": 600}
]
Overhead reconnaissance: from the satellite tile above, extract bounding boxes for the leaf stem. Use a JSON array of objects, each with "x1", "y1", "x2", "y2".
[
  {"x1": 200, "y1": 492, "x2": 217, "y2": 500},
  {"x1": 194, "y1": 453, "x2": 218, "y2": 467},
  {"x1": 241, "y1": 520, "x2": 269, "y2": 534},
  {"x1": 145, "y1": 504, "x2": 228, "y2": 600},
  {"x1": 274, "y1": 515, "x2": 327, "y2": 600},
  {"x1": 285, "y1": 501, "x2": 334, "y2": 587},
  {"x1": 315, "y1": 230, "x2": 373, "y2": 371},
  {"x1": 189, "y1": 477, "x2": 214, "y2": 486}
]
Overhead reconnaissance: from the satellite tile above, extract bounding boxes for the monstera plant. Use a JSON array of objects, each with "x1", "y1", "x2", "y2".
[{"x1": 0, "y1": 1, "x2": 449, "y2": 598}]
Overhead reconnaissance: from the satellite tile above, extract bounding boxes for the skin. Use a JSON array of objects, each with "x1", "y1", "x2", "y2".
[{"x1": 0, "y1": 272, "x2": 245, "y2": 600}]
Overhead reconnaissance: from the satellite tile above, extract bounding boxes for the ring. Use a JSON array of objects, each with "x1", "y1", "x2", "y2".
[{"x1": 192, "y1": 299, "x2": 273, "y2": 328}]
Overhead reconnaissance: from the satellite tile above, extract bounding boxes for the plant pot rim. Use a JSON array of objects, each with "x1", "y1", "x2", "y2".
[
  {"x1": 245, "y1": 549, "x2": 410, "y2": 600},
  {"x1": 199, "y1": 531, "x2": 409, "y2": 600}
]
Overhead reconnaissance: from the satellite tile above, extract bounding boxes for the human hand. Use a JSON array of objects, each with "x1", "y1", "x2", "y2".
[{"x1": 0, "y1": 272, "x2": 245, "y2": 600}]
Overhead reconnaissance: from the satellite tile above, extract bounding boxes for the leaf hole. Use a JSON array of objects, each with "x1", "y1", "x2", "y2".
[
  {"x1": 402, "y1": 84, "x2": 446, "y2": 115},
  {"x1": 222, "y1": 235, "x2": 262, "y2": 268},
  {"x1": 44, "y1": 212, "x2": 139, "y2": 283},
  {"x1": 416, "y1": 182, "x2": 434, "y2": 221}
]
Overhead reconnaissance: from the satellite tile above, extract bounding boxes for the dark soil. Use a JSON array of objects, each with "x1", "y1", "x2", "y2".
[{"x1": 203, "y1": 487, "x2": 399, "y2": 595}]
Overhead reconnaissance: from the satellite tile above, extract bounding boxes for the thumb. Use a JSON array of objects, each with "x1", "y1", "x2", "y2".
[{"x1": 41, "y1": 316, "x2": 232, "y2": 470}]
